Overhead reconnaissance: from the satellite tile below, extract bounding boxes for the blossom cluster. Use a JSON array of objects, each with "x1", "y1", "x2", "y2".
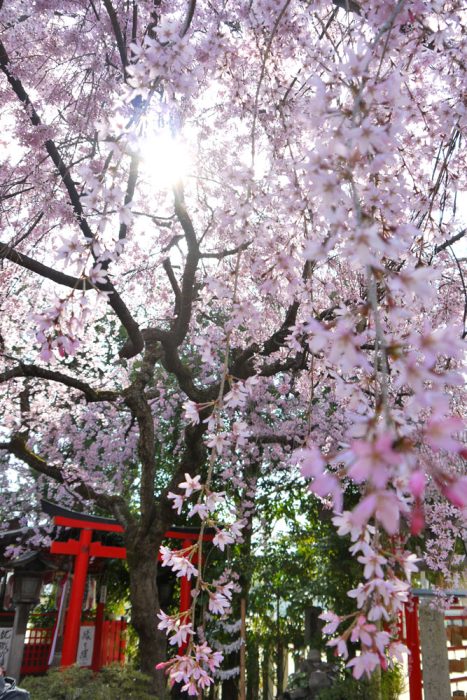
[
  {"x1": 155, "y1": 642, "x2": 223, "y2": 696},
  {"x1": 157, "y1": 473, "x2": 245, "y2": 692},
  {"x1": 318, "y1": 522, "x2": 418, "y2": 678},
  {"x1": 31, "y1": 294, "x2": 91, "y2": 361}
]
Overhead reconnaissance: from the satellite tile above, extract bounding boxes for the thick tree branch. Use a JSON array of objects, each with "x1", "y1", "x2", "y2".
[
  {"x1": 331, "y1": 0, "x2": 361, "y2": 13},
  {"x1": 0, "y1": 364, "x2": 120, "y2": 402},
  {"x1": 434, "y1": 228, "x2": 466, "y2": 255},
  {"x1": 118, "y1": 155, "x2": 139, "y2": 240},
  {"x1": 230, "y1": 301, "x2": 300, "y2": 379},
  {"x1": 261, "y1": 301, "x2": 300, "y2": 356},
  {"x1": 180, "y1": 0, "x2": 197, "y2": 37},
  {"x1": 250, "y1": 434, "x2": 298, "y2": 446},
  {"x1": 200, "y1": 240, "x2": 252, "y2": 259},
  {"x1": 0, "y1": 241, "x2": 93, "y2": 289},
  {"x1": 118, "y1": 187, "x2": 201, "y2": 358},
  {"x1": 162, "y1": 258, "x2": 181, "y2": 319},
  {"x1": 231, "y1": 262, "x2": 313, "y2": 377},
  {"x1": 123, "y1": 346, "x2": 163, "y2": 529},
  {"x1": 0, "y1": 242, "x2": 144, "y2": 356},
  {"x1": 102, "y1": 0, "x2": 129, "y2": 70},
  {"x1": 158, "y1": 339, "x2": 218, "y2": 403},
  {"x1": 172, "y1": 185, "x2": 200, "y2": 346},
  {"x1": 0, "y1": 434, "x2": 121, "y2": 511},
  {"x1": 259, "y1": 351, "x2": 307, "y2": 377}
]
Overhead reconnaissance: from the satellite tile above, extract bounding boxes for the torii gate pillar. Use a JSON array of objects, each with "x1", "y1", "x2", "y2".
[{"x1": 60, "y1": 528, "x2": 92, "y2": 666}]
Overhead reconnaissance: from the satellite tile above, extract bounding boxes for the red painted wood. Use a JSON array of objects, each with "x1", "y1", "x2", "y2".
[
  {"x1": 61, "y1": 528, "x2": 93, "y2": 667},
  {"x1": 53, "y1": 515, "x2": 214, "y2": 541},
  {"x1": 405, "y1": 597, "x2": 423, "y2": 700},
  {"x1": 51, "y1": 539, "x2": 81, "y2": 555},
  {"x1": 165, "y1": 530, "x2": 214, "y2": 542},
  {"x1": 21, "y1": 626, "x2": 55, "y2": 674},
  {"x1": 54, "y1": 515, "x2": 124, "y2": 532},
  {"x1": 99, "y1": 619, "x2": 125, "y2": 665},
  {"x1": 178, "y1": 539, "x2": 193, "y2": 656},
  {"x1": 91, "y1": 602, "x2": 105, "y2": 671},
  {"x1": 89, "y1": 542, "x2": 127, "y2": 559}
]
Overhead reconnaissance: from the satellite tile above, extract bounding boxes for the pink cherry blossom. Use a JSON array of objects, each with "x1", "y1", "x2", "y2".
[
  {"x1": 357, "y1": 544, "x2": 387, "y2": 579},
  {"x1": 347, "y1": 652, "x2": 381, "y2": 679},
  {"x1": 425, "y1": 415, "x2": 464, "y2": 452},
  {"x1": 441, "y1": 476, "x2": 467, "y2": 509},
  {"x1": 213, "y1": 529, "x2": 236, "y2": 552},
  {"x1": 319, "y1": 611, "x2": 341, "y2": 635},
  {"x1": 408, "y1": 471, "x2": 426, "y2": 499},
  {"x1": 208, "y1": 591, "x2": 231, "y2": 615},
  {"x1": 183, "y1": 401, "x2": 200, "y2": 425},
  {"x1": 87, "y1": 263, "x2": 107, "y2": 286},
  {"x1": 168, "y1": 491, "x2": 185, "y2": 514},
  {"x1": 352, "y1": 491, "x2": 402, "y2": 535},
  {"x1": 178, "y1": 474, "x2": 203, "y2": 497},
  {"x1": 347, "y1": 433, "x2": 400, "y2": 489},
  {"x1": 327, "y1": 637, "x2": 349, "y2": 659}
]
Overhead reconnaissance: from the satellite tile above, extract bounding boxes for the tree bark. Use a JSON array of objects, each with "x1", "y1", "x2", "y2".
[
  {"x1": 276, "y1": 595, "x2": 284, "y2": 695},
  {"x1": 246, "y1": 635, "x2": 260, "y2": 700},
  {"x1": 221, "y1": 654, "x2": 239, "y2": 700},
  {"x1": 126, "y1": 527, "x2": 168, "y2": 698},
  {"x1": 276, "y1": 636, "x2": 284, "y2": 696},
  {"x1": 262, "y1": 646, "x2": 271, "y2": 700}
]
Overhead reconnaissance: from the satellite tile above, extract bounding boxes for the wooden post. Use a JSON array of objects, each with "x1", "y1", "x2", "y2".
[
  {"x1": 91, "y1": 585, "x2": 106, "y2": 671},
  {"x1": 405, "y1": 597, "x2": 423, "y2": 700},
  {"x1": 178, "y1": 539, "x2": 192, "y2": 656},
  {"x1": 239, "y1": 598, "x2": 246, "y2": 700},
  {"x1": 61, "y1": 528, "x2": 92, "y2": 666}
]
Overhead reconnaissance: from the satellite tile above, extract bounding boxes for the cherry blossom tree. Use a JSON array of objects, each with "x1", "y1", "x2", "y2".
[{"x1": 0, "y1": 0, "x2": 466, "y2": 696}]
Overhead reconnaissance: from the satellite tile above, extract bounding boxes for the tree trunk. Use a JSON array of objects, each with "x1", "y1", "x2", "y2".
[
  {"x1": 246, "y1": 635, "x2": 260, "y2": 700},
  {"x1": 276, "y1": 637, "x2": 284, "y2": 696},
  {"x1": 262, "y1": 646, "x2": 271, "y2": 700},
  {"x1": 126, "y1": 528, "x2": 168, "y2": 699},
  {"x1": 221, "y1": 652, "x2": 239, "y2": 700},
  {"x1": 276, "y1": 595, "x2": 284, "y2": 696}
]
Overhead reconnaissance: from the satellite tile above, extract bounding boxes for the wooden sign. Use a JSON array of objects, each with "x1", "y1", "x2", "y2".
[
  {"x1": 0, "y1": 627, "x2": 12, "y2": 668},
  {"x1": 77, "y1": 625, "x2": 95, "y2": 667}
]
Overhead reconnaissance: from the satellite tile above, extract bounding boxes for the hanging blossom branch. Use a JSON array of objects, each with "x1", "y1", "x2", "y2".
[
  {"x1": 289, "y1": 3, "x2": 467, "y2": 680},
  {"x1": 155, "y1": 252, "x2": 246, "y2": 696}
]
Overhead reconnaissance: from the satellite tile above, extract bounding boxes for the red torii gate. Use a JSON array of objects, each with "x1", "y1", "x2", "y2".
[{"x1": 42, "y1": 500, "x2": 213, "y2": 667}]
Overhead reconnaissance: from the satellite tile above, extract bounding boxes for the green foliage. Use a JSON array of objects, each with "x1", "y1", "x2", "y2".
[
  {"x1": 246, "y1": 482, "x2": 363, "y2": 657},
  {"x1": 315, "y1": 675, "x2": 373, "y2": 700},
  {"x1": 22, "y1": 664, "x2": 155, "y2": 699},
  {"x1": 286, "y1": 671, "x2": 309, "y2": 689},
  {"x1": 380, "y1": 664, "x2": 406, "y2": 700},
  {"x1": 316, "y1": 666, "x2": 405, "y2": 700}
]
